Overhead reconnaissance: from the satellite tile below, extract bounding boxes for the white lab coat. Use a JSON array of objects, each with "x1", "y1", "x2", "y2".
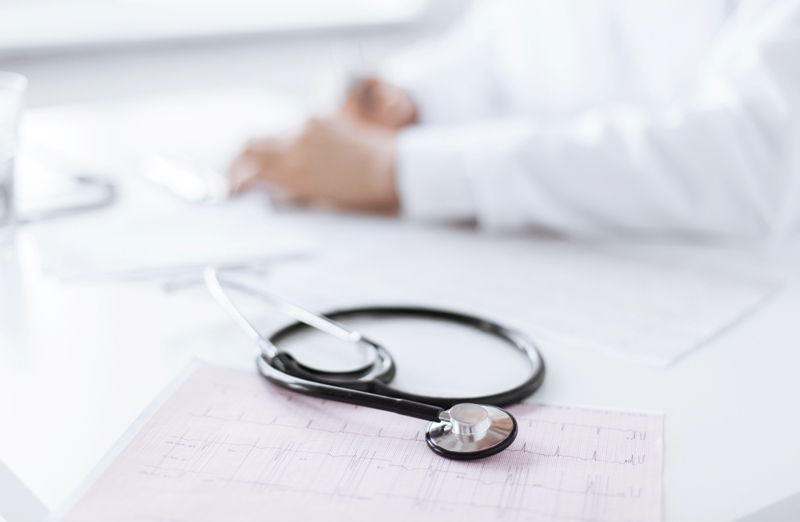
[{"x1": 383, "y1": 0, "x2": 800, "y2": 241}]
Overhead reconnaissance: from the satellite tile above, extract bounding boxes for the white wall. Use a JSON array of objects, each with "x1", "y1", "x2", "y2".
[{"x1": 0, "y1": 2, "x2": 469, "y2": 108}]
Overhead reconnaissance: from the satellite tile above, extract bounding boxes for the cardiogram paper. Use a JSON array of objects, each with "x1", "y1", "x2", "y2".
[{"x1": 61, "y1": 365, "x2": 664, "y2": 522}]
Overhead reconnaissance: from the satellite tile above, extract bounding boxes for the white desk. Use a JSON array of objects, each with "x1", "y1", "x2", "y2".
[{"x1": 2, "y1": 170, "x2": 800, "y2": 521}]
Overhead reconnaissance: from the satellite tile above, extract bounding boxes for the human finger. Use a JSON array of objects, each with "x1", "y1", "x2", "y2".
[{"x1": 227, "y1": 141, "x2": 288, "y2": 193}]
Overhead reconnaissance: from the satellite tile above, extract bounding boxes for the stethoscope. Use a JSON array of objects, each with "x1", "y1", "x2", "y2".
[{"x1": 204, "y1": 267, "x2": 545, "y2": 460}]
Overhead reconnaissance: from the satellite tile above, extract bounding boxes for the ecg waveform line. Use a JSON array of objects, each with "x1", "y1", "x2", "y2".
[
  {"x1": 186, "y1": 410, "x2": 426, "y2": 441},
  {"x1": 62, "y1": 365, "x2": 664, "y2": 522},
  {"x1": 517, "y1": 417, "x2": 649, "y2": 440},
  {"x1": 188, "y1": 405, "x2": 649, "y2": 445},
  {"x1": 181, "y1": 413, "x2": 648, "y2": 467},
  {"x1": 207, "y1": 384, "x2": 652, "y2": 441}
]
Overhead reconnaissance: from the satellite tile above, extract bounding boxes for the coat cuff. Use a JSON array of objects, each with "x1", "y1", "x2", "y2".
[{"x1": 394, "y1": 125, "x2": 476, "y2": 222}]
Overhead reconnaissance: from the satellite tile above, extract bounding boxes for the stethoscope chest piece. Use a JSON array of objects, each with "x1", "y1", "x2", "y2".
[{"x1": 426, "y1": 403, "x2": 518, "y2": 460}]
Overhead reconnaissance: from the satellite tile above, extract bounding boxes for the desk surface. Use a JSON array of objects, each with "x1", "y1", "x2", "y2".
[{"x1": 1, "y1": 206, "x2": 799, "y2": 522}]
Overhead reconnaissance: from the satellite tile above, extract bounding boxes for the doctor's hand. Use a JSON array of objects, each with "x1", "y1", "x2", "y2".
[
  {"x1": 340, "y1": 77, "x2": 418, "y2": 130},
  {"x1": 228, "y1": 117, "x2": 399, "y2": 212}
]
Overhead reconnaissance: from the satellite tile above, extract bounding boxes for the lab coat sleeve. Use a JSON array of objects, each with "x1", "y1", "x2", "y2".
[
  {"x1": 379, "y1": 1, "x2": 505, "y2": 125},
  {"x1": 395, "y1": 1, "x2": 800, "y2": 240}
]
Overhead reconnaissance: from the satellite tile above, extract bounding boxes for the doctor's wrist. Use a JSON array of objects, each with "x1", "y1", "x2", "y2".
[{"x1": 366, "y1": 129, "x2": 400, "y2": 214}]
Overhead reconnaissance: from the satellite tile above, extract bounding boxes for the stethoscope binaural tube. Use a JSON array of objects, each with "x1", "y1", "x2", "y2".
[
  {"x1": 268, "y1": 306, "x2": 545, "y2": 408},
  {"x1": 204, "y1": 267, "x2": 545, "y2": 460}
]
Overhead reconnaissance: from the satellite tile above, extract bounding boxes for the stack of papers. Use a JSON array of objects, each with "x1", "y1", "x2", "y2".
[{"x1": 19, "y1": 86, "x2": 314, "y2": 279}]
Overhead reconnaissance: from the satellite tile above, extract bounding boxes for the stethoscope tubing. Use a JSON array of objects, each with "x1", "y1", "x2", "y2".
[
  {"x1": 257, "y1": 356, "x2": 445, "y2": 421},
  {"x1": 266, "y1": 306, "x2": 546, "y2": 409}
]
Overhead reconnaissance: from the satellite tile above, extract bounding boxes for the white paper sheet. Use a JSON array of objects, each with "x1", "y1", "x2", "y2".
[
  {"x1": 261, "y1": 221, "x2": 778, "y2": 366},
  {"x1": 30, "y1": 200, "x2": 313, "y2": 280},
  {"x1": 59, "y1": 365, "x2": 664, "y2": 522}
]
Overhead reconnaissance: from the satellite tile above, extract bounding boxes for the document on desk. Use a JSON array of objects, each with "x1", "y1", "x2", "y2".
[
  {"x1": 21, "y1": 86, "x2": 316, "y2": 279},
  {"x1": 59, "y1": 365, "x2": 664, "y2": 522},
  {"x1": 30, "y1": 199, "x2": 314, "y2": 280},
  {"x1": 265, "y1": 225, "x2": 778, "y2": 367}
]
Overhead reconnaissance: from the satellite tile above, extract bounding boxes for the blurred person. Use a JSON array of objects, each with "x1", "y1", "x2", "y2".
[{"x1": 229, "y1": 0, "x2": 800, "y2": 241}]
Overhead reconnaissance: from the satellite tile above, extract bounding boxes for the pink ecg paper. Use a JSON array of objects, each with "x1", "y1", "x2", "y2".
[{"x1": 62, "y1": 365, "x2": 663, "y2": 522}]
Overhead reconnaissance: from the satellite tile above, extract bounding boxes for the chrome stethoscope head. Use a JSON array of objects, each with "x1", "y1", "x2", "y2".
[{"x1": 427, "y1": 403, "x2": 518, "y2": 459}]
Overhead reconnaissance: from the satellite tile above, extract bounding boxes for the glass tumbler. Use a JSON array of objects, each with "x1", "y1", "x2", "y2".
[{"x1": 0, "y1": 72, "x2": 27, "y2": 245}]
